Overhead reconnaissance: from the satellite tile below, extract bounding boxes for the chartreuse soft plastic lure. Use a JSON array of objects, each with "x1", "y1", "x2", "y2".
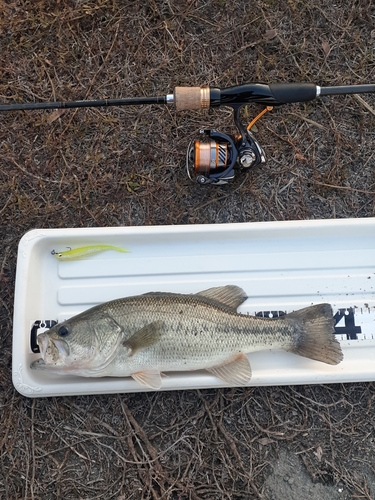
[{"x1": 51, "y1": 245, "x2": 130, "y2": 261}]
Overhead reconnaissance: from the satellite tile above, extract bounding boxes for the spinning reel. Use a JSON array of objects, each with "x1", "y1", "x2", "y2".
[{"x1": 186, "y1": 105, "x2": 273, "y2": 185}]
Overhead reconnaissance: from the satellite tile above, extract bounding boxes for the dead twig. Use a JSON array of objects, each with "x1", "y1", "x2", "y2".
[{"x1": 353, "y1": 94, "x2": 375, "y2": 117}]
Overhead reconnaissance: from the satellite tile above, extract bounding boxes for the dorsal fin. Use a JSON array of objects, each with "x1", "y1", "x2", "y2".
[{"x1": 197, "y1": 285, "x2": 247, "y2": 311}]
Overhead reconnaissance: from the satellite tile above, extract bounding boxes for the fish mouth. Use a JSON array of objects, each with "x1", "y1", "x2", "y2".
[
  {"x1": 29, "y1": 357, "x2": 67, "y2": 371},
  {"x1": 34, "y1": 333, "x2": 69, "y2": 366},
  {"x1": 30, "y1": 358, "x2": 48, "y2": 370},
  {"x1": 37, "y1": 333, "x2": 50, "y2": 360}
]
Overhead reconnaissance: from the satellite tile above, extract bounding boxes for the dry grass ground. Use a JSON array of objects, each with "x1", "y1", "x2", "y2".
[{"x1": 0, "y1": 1, "x2": 375, "y2": 498}]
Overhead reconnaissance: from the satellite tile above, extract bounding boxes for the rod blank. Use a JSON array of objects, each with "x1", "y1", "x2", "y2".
[
  {"x1": 319, "y1": 84, "x2": 375, "y2": 96},
  {"x1": 0, "y1": 96, "x2": 167, "y2": 111}
]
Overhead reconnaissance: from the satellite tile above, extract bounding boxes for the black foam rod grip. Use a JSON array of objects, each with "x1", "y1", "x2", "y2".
[
  {"x1": 268, "y1": 83, "x2": 317, "y2": 104},
  {"x1": 215, "y1": 83, "x2": 318, "y2": 107}
]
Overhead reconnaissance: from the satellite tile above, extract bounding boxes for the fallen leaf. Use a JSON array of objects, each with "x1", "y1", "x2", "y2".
[
  {"x1": 295, "y1": 152, "x2": 307, "y2": 161},
  {"x1": 265, "y1": 29, "x2": 277, "y2": 40},
  {"x1": 314, "y1": 445, "x2": 323, "y2": 462},
  {"x1": 322, "y1": 41, "x2": 331, "y2": 57},
  {"x1": 47, "y1": 109, "x2": 66, "y2": 124},
  {"x1": 258, "y1": 437, "x2": 276, "y2": 446}
]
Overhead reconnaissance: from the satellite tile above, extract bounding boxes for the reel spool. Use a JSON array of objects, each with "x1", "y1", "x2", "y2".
[
  {"x1": 186, "y1": 130, "x2": 237, "y2": 185},
  {"x1": 193, "y1": 140, "x2": 228, "y2": 175}
]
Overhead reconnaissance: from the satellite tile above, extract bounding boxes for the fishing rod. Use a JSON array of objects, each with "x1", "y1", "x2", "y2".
[{"x1": 1, "y1": 82, "x2": 375, "y2": 185}]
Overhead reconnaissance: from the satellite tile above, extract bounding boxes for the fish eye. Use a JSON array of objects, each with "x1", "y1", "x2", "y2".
[{"x1": 58, "y1": 325, "x2": 70, "y2": 337}]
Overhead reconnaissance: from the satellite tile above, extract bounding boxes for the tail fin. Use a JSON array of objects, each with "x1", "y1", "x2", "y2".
[{"x1": 286, "y1": 304, "x2": 343, "y2": 365}]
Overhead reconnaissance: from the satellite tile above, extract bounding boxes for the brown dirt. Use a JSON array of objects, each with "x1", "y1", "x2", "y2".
[{"x1": 0, "y1": 1, "x2": 375, "y2": 498}]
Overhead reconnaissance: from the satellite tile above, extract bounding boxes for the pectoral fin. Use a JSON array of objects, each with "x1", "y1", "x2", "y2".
[
  {"x1": 123, "y1": 321, "x2": 163, "y2": 355},
  {"x1": 132, "y1": 370, "x2": 163, "y2": 390},
  {"x1": 207, "y1": 353, "x2": 252, "y2": 385}
]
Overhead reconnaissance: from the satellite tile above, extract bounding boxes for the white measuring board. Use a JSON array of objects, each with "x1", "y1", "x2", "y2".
[{"x1": 12, "y1": 218, "x2": 375, "y2": 397}]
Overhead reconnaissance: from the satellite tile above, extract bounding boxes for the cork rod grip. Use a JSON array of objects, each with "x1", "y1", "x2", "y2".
[{"x1": 174, "y1": 86, "x2": 210, "y2": 111}]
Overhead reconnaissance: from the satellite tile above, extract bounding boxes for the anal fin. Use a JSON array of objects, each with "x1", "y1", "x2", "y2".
[
  {"x1": 132, "y1": 370, "x2": 162, "y2": 390},
  {"x1": 207, "y1": 353, "x2": 252, "y2": 386}
]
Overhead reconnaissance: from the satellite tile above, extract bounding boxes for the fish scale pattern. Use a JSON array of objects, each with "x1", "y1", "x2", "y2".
[{"x1": 101, "y1": 293, "x2": 296, "y2": 374}]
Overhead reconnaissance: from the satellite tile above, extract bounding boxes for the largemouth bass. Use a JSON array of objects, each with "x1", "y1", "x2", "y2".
[{"x1": 31, "y1": 285, "x2": 343, "y2": 389}]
